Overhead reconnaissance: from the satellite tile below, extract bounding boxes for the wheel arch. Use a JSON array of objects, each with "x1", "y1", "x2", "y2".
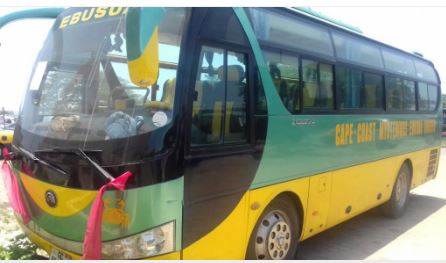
[
  {"x1": 245, "y1": 190, "x2": 304, "y2": 259},
  {"x1": 276, "y1": 191, "x2": 304, "y2": 239}
]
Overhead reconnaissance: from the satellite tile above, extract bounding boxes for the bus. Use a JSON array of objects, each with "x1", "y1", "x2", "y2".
[{"x1": 0, "y1": 7, "x2": 442, "y2": 260}]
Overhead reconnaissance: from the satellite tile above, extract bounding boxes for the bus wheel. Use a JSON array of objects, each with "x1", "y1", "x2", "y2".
[
  {"x1": 381, "y1": 163, "x2": 411, "y2": 218},
  {"x1": 246, "y1": 197, "x2": 299, "y2": 260}
]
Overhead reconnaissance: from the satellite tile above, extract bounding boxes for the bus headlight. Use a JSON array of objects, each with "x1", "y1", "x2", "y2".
[{"x1": 102, "y1": 221, "x2": 175, "y2": 259}]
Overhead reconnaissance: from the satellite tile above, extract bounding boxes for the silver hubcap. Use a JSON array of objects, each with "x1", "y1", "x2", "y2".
[
  {"x1": 254, "y1": 210, "x2": 292, "y2": 260},
  {"x1": 395, "y1": 171, "x2": 408, "y2": 207}
]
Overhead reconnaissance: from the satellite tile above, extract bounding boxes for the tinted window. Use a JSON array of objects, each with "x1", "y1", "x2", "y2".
[
  {"x1": 414, "y1": 60, "x2": 438, "y2": 84},
  {"x1": 418, "y1": 82, "x2": 429, "y2": 111},
  {"x1": 264, "y1": 50, "x2": 300, "y2": 113},
  {"x1": 382, "y1": 49, "x2": 417, "y2": 78},
  {"x1": 302, "y1": 59, "x2": 318, "y2": 108},
  {"x1": 225, "y1": 51, "x2": 248, "y2": 143},
  {"x1": 428, "y1": 84, "x2": 438, "y2": 111},
  {"x1": 403, "y1": 80, "x2": 416, "y2": 111},
  {"x1": 332, "y1": 32, "x2": 383, "y2": 69},
  {"x1": 337, "y1": 67, "x2": 361, "y2": 109},
  {"x1": 248, "y1": 8, "x2": 334, "y2": 57},
  {"x1": 386, "y1": 77, "x2": 403, "y2": 110},
  {"x1": 386, "y1": 77, "x2": 415, "y2": 111},
  {"x1": 191, "y1": 46, "x2": 225, "y2": 145},
  {"x1": 362, "y1": 73, "x2": 383, "y2": 109},
  {"x1": 319, "y1": 63, "x2": 334, "y2": 108},
  {"x1": 200, "y1": 8, "x2": 249, "y2": 46},
  {"x1": 302, "y1": 59, "x2": 333, "y2": 109},
  {"x1": 191, "y1": 46, "x2": 248, "y2": 146}
]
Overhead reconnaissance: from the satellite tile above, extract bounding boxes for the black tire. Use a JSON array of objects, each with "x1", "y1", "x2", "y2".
[
  {"x1": 381, "y1": 163, "x2": 411, "y2": 218},
  {"x1": 246, "y1": 196, "x2": 300, "y2": 260}
]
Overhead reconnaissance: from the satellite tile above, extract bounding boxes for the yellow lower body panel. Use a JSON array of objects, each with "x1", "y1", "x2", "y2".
[
  {"x1": 182, "y1": 147, "x2": 438, "y2": 258},
  {"x1": 324, "y1": 147, "x2": 437, "y2": 231}
]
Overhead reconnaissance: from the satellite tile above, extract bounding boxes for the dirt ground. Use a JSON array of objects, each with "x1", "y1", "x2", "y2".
[{"x1": 0, "y1": 147, "x2": 445, "y2": 259}]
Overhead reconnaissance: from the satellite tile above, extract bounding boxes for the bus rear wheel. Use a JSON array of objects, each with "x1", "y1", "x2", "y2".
[
  {"x1": 381, "y1": 163, "x2": 411, "y2": 218},
  {"x1": 246, "y1": 196, "x2": 299, "y2": 260}
]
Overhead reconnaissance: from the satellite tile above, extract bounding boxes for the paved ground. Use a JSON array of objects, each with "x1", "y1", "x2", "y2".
[
  {"x1": 1, "y1": 148, "x2": 445, "y2": 259},
  {"x1": 298, "y1": 148, "x2": 446, "y2": 260}
]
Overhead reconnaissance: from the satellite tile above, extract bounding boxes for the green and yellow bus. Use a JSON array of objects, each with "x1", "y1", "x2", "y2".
[{"x1": 0, "y1": 7, "x2": 442, "y2": 260}]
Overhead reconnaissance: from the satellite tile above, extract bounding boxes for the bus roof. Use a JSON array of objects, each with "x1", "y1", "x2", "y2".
[{"x1": 292, "y1": 7, "x2": 363, "y2": 34}]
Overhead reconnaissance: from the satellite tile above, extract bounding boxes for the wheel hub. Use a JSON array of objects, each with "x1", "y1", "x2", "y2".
[
  {"x1": 254, "y1": 211, "x2": 292, "y2": 260},
  {"x1": 395, "y1": 171, "x2": 408, "y2": 206}
]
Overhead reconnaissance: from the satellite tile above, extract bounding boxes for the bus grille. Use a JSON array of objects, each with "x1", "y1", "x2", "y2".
[{"x1": 427, "y1": 149, "x2": 439, "y2": 178}]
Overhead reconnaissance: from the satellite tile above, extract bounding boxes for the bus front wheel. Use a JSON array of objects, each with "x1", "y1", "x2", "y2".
[
  {"x1": 246, "y1": 196, "x2": 299, "y2": 260},
  {"x1": 381, "y1": 163, "x2": 411, "y2": 218}
]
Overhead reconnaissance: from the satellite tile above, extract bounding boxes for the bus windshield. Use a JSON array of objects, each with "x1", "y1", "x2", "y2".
[{"x1": 18, "y1": 7, "x2": 187, "y2": 143}]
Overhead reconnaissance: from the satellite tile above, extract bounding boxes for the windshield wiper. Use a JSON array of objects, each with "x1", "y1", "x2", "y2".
[
  {"x1": 13, "y1": 146, "x2": 69, "y2": 176},
  {"x1": 34, "y1": 148, "x2": 114, "y2": 181}
]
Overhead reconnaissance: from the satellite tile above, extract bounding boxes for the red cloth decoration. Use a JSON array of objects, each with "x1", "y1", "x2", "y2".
[
  {"x1": 82, "y1": 171, "x2": 133, "y2": 260},
  {"x1": 1, "y1": 147, "x2": 31, "y2": 224}
]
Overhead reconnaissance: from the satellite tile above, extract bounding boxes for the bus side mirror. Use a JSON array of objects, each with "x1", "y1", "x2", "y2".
[{"x1": 125, "y1": 8, "x2": 165, "y2": 88}]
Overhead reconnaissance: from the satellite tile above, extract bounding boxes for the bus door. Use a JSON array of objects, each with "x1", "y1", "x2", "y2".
[{"x1": 182, "y1": 44, "x2": 257, "y2": 258}]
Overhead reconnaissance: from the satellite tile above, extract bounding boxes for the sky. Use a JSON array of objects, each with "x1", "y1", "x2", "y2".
[{"x1": 0, "y1": 5, "x2": 445, "y2": 111}]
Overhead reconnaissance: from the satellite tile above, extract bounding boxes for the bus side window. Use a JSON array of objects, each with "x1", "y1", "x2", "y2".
[
  {"x1": 319, "y1": 63, "x2": 334, "y2": 108},
  {"x1": 303, "y1": 59, "x2": 334, "y2": 110},
  {"x1": 402, "y1": 80, "x2": 416, "y2": 111},
  {"x1": 386, "y1": 77, "x2": 402, "y2": 110},
  {"x1": 362, "y1": 72, "x2": 383, "y2": 109},
  {"x1": 427, "y1": 84, "x2": 438, "y2": 111},
  {"x1": 418, "y1": 82, "x2": 429, "y2": 111},
  {"x1": 263, "y1": 50, "x2": 300, "y2": 113},
  {"x1": 302, "y1": 59, "x2": 318, "y2": 108}
]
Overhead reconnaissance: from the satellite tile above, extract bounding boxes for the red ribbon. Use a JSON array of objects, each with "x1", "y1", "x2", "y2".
[
  {"x1": 82, "y1": 171, "x2": 133, "y2": 260},
  {"x1": 1, "y1": 147, "x2": 31, "y2": 224}
]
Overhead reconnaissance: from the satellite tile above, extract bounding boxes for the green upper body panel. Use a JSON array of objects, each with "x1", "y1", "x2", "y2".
[{"x1": 252, "y1": 114, "x2": 441, "y2": 188}]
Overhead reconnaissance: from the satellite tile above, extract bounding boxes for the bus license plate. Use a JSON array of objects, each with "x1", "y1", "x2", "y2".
[{"x1": 49, "y1": 249, "x2": 72, "y2": 260}]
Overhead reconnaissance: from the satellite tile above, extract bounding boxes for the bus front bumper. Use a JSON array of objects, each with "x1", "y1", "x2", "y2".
[{"x1": 17, "y1": 218, "x2": 181, "y2": 260}]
